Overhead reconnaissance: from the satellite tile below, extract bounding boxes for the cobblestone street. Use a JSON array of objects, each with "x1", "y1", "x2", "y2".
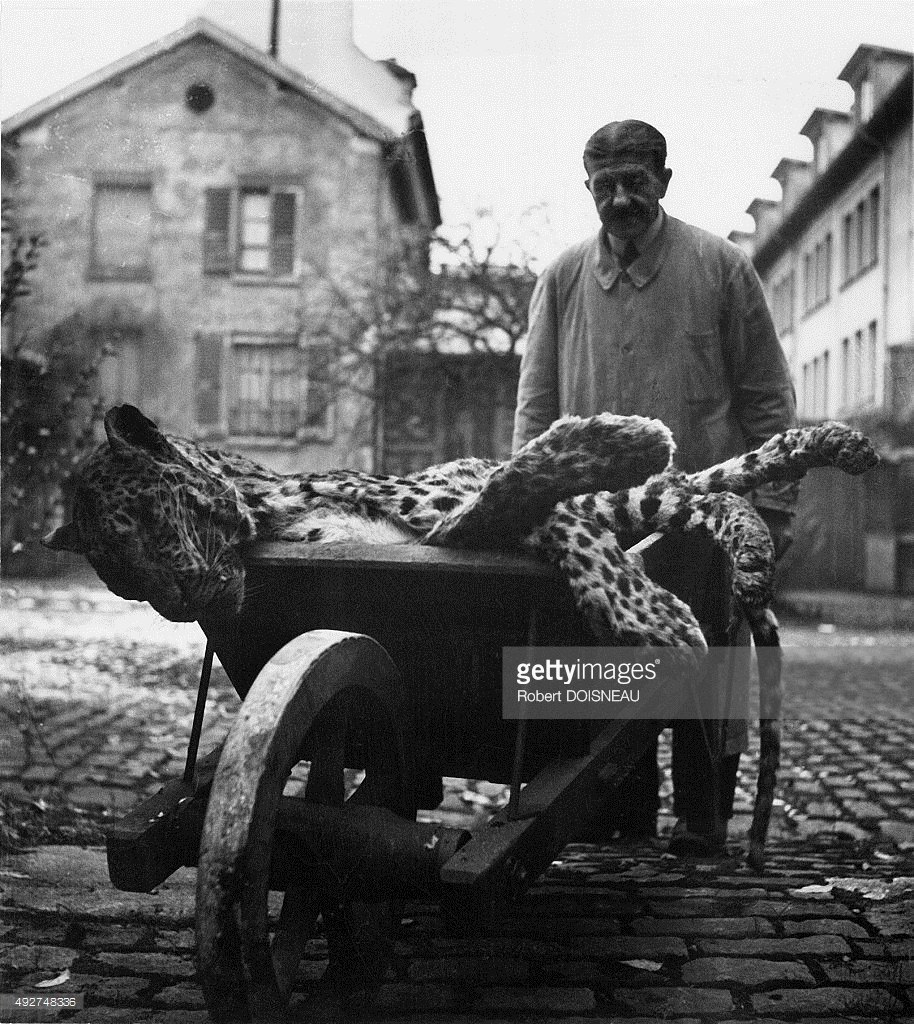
[
  {"x1": 1, "y1": 578, "x2": 913, "y2": 1022},
  {"x1": 3, "y1": 580, "x2": 913, "y2": 848}
]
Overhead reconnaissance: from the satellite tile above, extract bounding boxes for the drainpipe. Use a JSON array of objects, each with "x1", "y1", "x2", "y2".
[{"x1": 881, "y1": 144, "x2": 890, "y2": 412}]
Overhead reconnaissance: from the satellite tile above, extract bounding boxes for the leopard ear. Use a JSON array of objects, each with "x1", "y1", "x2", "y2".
[
  {"x1": 41, "y1": 521, "x2": 85, "y2": 553},
  {"x1": 104, "y1": 405, "x2": 174, "y2": 460}
]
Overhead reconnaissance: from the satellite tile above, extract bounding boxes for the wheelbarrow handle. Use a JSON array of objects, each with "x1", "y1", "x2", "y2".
[{"x1": 624, "y1": 530, "x2": 664, "y2": 557}]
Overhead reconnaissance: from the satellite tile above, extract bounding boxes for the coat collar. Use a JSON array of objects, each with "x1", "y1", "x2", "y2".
[{"x1": 592, "y1": 208, "x2": 671, "y2": 290}]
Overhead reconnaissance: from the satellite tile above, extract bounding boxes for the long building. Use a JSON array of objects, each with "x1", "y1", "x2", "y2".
[
  {"x1": 730, "y1": 45, "x2": 913, "y2": 592},
  {"x1": 731, "y1": 44, "x2": 912, "y2": 423}
]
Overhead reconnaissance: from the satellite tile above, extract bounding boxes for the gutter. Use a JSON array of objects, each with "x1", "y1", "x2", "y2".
[{"x1": 753, "y1": 65, "x2": 913, "y2": 275}]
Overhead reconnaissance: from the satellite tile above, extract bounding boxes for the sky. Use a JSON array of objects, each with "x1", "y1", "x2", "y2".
[{"x1": 2, "y1": 0, "x2": 913, "y2": 264}]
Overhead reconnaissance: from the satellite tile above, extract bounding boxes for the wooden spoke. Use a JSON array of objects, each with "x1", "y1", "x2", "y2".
[
  {"x1": 196, "y1": 630, "x2": 413, "y2": 1023},
  {"x1": 271, "y1": 885, "x2": 322, "y2": 1002}
]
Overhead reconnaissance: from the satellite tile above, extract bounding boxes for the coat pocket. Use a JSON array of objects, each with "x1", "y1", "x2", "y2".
[{"x1": 685, "y1": 330, "x2": 725, "y2": 403}]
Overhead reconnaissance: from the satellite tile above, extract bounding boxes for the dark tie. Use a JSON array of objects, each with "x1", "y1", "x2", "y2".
[{"x1": 620, "y1": 241, "x2": 639, "y2": 269}]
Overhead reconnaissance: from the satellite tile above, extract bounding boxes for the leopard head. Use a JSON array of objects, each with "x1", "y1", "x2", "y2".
[{"x1": 43, "y1": 405, "x2": 255, "y2": 622}]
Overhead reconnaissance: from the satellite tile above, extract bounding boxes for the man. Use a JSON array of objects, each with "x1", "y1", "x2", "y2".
[{"x1": 513, "y1": 120, "x2": 796, "y2": 854}]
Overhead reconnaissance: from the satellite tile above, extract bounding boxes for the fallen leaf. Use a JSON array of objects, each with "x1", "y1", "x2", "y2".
[
  {"x1": 35, "y1": 969, "x2": 70, "y2": 988},
  {"x1": 0, "y1": 870, "x2": 31, "y2": 880},
  {"x1": 826, "y1": 877, "x2": 914, "y2": 901},
  {"x1": 621, "y1": 959, "x2": 662, "y2": 972},
  {"x1": 790, "y1": 883, "x2": 834, "y2": 897}
]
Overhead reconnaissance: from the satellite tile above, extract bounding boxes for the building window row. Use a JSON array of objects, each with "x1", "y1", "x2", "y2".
[
  {"x1": 802, "y1": 233, "x2": 831, "y2": 314},
  {"x1": 769, "y1": 183, "x2": 882, "y2": 331},
  {"x1": 772, "y1": 270, "x2": 794, "y2": 335},
  {"x1": 799, "y1": 319, "x2": 879, "y2": 419},
  {"x1": 87, "y1": 180, "x2": 303, "y2": 282},
  {"x1": 842, "y1": 185, "x2": 879, "y2": 285}
]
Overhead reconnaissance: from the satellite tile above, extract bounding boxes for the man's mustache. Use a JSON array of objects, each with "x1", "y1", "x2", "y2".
[{"x1": 597, "y1": 197, "x2": 650, "y2": 221}]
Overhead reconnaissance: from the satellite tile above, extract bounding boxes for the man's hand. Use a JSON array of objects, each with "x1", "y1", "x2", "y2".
[{"x1": 757, "y1": 507, "x2": 794, "y2": 561}]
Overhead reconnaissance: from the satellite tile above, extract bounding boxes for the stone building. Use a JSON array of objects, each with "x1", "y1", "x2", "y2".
[
  {"x1": 1, "y1": 14, "x2": 440, "y2": 475},
  {"x1": 730, "y1": 45, "x2": 913, "y2": 591}
]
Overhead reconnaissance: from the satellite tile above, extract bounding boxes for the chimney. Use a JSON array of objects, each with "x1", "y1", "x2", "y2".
[{"x1": 269, "y1": 0, "x2": 280, "y2": 58}]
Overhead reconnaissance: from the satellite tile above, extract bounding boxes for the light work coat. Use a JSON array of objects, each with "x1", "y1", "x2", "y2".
[{"x1": 512, "y1": 212, "x2": 797, "y2": 512}]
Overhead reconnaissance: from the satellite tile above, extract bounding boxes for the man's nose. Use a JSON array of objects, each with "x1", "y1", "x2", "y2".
[{"x1": 611, "y1": 183, "x2": 632, "y2": 207}]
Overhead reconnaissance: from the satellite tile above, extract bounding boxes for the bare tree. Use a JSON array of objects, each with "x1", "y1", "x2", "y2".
[
  {"x1": 303, "y1": 212, "x2": 538, "y2": 398},
  {"x1": 297, "y1": 213, "x2": 538, "y2": 465}
]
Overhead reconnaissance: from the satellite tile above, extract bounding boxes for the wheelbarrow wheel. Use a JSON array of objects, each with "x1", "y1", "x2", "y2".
[{"x1": 196, "y1": 629, "x2": 415, "y2": 1023}]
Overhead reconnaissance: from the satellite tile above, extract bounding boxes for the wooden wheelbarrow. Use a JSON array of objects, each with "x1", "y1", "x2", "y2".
[{"x1": 106, "y1": 533, "x2": 732, "y2": 1022}]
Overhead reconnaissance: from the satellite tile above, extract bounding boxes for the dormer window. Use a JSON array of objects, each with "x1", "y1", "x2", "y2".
[{"x1": 859, "y1": 79, "x2": 875, "y2": 121}]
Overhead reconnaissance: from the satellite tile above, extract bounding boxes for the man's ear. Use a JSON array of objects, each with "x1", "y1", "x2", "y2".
[
  {"x1": 104, "y1": 405, "x2": 174, "y2": 461},
  {"x1": 659, "y1": 167, "x2": 673, "y2": 197}
]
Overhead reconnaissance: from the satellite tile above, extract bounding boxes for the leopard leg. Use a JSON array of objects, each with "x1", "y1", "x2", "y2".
[
  {"x1": 573, "y1": 484, "x2": 783, "y2": 870},
  {"x1": 527, "y1": 495, "x2": 706, "y2": 653},
  {"x1": 686, "y1": 421, "x2": 879, "y2": 496},
  {"x1": 303, "y1": 462, "x2": 495, "y2": 537},
  {"x1": 571, "y1": 483, "x2": 774, "y2": 613},
  {"x1": 424, "y1": 414, "x2": 675, "y2": 548}
]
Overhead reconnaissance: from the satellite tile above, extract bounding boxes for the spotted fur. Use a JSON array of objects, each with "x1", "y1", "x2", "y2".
[{"x1": 44, "y1": 405, "x2": 878, "y2": 870}]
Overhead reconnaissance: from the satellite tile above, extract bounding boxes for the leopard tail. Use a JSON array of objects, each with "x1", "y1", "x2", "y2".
[{"x1": 744, "y1": 606, "x2": 782, "y2": 873}]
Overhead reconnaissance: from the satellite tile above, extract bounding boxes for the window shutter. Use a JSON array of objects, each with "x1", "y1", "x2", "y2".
[
  {"x1": 203, "y1": 189, "x2": 231, "y2": 274},
  {"x1": 271, "y1": 192, "x2": 296, "y2": 276},
  {"x1": 195, "y1": 332, "x2": 225, "y2": 433}
]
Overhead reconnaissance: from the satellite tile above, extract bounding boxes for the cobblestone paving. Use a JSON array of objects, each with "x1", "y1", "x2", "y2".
[
  {"x1": 1, "y1": 839, "x2": 912, "y2": 1022},
  {"x1": 2, "y1": 582, "x2": 913, "y2": 847},
  {"x1": 1, "y1": 579, "x2": 913, "y2": 1021}
]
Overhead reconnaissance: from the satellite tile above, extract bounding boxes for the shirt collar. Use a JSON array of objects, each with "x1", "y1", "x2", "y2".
[{"x1": 593, "y1": 208, "x2": 669, "y2": 290}]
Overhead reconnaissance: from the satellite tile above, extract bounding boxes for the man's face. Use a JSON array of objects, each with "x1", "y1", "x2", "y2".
[{"x1": 585, "y1": 159, "x2": 672, "y2": 240}]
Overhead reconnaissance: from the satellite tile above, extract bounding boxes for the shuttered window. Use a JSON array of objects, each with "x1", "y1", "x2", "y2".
[
  {"x1": 203, "y1": 187, "x2": 298, "y2": 278},
  {"x1": 194, "y1": 332, "x2": 333, "y2": 440},
  {"x1": 230, "y1": 336, "x2": 300, "y2": 437}
]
